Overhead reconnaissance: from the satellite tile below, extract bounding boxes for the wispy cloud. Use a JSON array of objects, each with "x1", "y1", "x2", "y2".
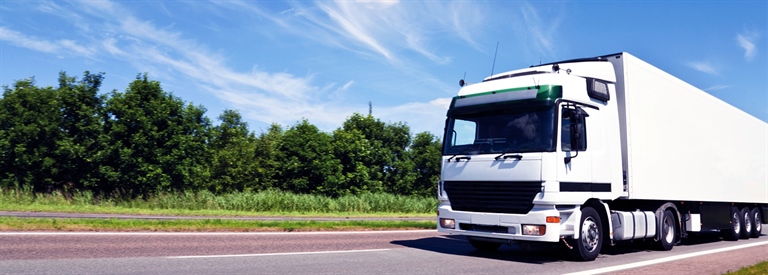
[
  {"x1": 737, "y1": 31, "x2": 758, "y2": 61},
  {"x1": 687, "y1": 61, "x2": 718, "y2": 75},
  {"x1": 271, "y1": 1, "x2": 486, "y2": 65},
  {"x1": 704, "y1": 85, "x2": 731, "y2": 92},
  {"x1": 514, "y1": 2, "x2": 562, "y2": 60},
  {"x1": 0, "y1": 26, "x2": 95, "y2": 57}
]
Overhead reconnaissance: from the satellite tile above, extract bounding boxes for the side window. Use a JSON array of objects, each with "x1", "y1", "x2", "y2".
[
  {"x1": 452, "y1": 119, "x2": 476, "y2": 146},
  {"x1": 561, "y1": 108, "x2": 587, "y2": 151}
]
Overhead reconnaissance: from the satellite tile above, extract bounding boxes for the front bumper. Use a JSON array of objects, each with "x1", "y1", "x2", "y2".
[{"x1": 437, "y1": 204, "x2": 579, "y2": 243}]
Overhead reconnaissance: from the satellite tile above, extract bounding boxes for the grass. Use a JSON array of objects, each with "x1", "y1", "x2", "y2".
[
  {"x1": 0, "y1": 188, "x2": 437, "y2": 217},
  {"x1": 724, "y1": 261, "x2": 768, "y2": 275},
  {"x1": 0, "y1": 216, "x2": 436, "y2": 232},
  {"x1": 0, "y1": 187, "x2": 437, "y2": 231}
]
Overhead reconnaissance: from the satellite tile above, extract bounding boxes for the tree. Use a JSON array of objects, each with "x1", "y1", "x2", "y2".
[
  {"x1": 279, "y1": 119, "x2": 342, "y2": 195},
  {"x1": 341, "y1": 113, "x2": 413, "y2": 194},
  {"x1": 209, "y1": 110, "x2": 258, "y2": 193},
  {"x1": 330, "y1": 127, "x2": 381, "y2": 195},
  {"x1": 408, "y1": 131, "x2": 442, "y2": 196},
  {"x1": 53, "y1": 71, "x2": 106, "y2": 192},
  {"x1": 254, "y1": 123, "x2": 284, "y2": 191},
  {"x1": 100, "y1": 73, "x2": 210, "y2": 196},
  {"x1": 0, "y1": 78, "x2": 60, "y2": 191}
]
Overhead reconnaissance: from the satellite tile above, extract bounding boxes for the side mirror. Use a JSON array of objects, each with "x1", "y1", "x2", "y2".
[{"x1": 564, "y1": 107, "x2": 588, "y2": 164}]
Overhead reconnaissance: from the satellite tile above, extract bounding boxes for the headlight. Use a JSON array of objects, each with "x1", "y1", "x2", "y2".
[
  {"x1": 522, "y1": 225, "x2": 546, "y2": 235},
  {"x1": 439, "y1": 218, "x2": 455, "y2": 229}
]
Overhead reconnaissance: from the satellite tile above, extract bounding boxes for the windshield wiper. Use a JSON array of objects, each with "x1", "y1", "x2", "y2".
[
  {"x1": 447, "y1": 154, "x2": 472, "y2": 162},
  {"x1": 494, "y1": 152, "x2": 523, "y2": 160}
]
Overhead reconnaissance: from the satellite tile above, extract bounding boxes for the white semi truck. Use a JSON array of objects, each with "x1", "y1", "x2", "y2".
[{"x1": 436, "y1": 52, "x2": 768, "y2": 261}]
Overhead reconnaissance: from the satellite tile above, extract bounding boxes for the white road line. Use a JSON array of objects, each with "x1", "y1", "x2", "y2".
[
  {"x1": 564, "y1": 240, "x2": 768, "y2": 275},
  {"x1": 167, "y1": 248, "x2": 392, "y2": 259},
  {"x1": 0, "y1": 230, "x2": 434, "y2": 236}
]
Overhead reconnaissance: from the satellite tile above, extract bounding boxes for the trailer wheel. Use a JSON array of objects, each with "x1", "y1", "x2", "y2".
[
  {"x1": 655, "y1": 209, "x2": 676, "y2": 251},
  {"x1": 723, "y1": 206, "x2": 742, "y2": 241},
  {"x1": 568, "y1": 207, "x2": 602, "y2": 261},
  {"x1": 750, "y1": 207, "x2": 762, "y2": 239},
  {"x1": 468, "y1": 238, "x2": 502, "y2": 252},
  {"x1": 740, "y1": 207, "x2": 752, "y2": 239}
]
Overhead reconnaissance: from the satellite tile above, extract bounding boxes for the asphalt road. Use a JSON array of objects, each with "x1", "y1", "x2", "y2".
[{"x1": 1, "y1": 229, "x2": 766, "y2": 274}]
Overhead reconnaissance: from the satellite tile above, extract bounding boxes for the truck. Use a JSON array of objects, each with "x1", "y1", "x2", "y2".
[{"x1": 436, "y1": 52, "x2": 768, "y2": 261}]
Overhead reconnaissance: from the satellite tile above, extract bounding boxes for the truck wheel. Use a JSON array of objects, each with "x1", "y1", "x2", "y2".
[
  {"x1": 468, "y1": 238, "x2": 502, "y2": 252},
  {"x1": 568, "y1": 207, "x2": 602, "y2": 261},
  {"x1": 750, "y1": 207, "x2": 762, "y2": 238},
  {"x1": 655, "y1": 209, "x2": 676, "y2": 251},
  {"x1": 722, "y1": 206, "x2": 741, "y2": 241},
  {"x1": 740, "y1": 207, "x2": 752, "y2": 239}
]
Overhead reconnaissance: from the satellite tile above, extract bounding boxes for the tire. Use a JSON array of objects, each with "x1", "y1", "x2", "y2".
[
  {"x1": 722, "y1": 206, "x2": 741, "y2": 241},
  {"x1": 750, "y1": 207, "x2": 762, "y2": 239},
  {"x1": 655, "y1": 209, "x2": 676, "y2": 251},
  {"x1": 568, "y1": 207, "x2": 602, "y2": 261},
  {"x1": 468, "y1": 238, "x2": 502, "y2": 252},
  {"x1": 740, "y1": 207, "x2": 752, "y2": 239}
]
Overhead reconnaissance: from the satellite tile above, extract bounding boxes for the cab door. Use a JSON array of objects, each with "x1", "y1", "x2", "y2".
[{"x1": 557, "y1": 105, "x2": 596, "y2": 192}]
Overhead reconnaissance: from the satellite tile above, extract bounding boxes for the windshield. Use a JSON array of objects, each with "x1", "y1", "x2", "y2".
[{"x1": 443, "y1": 106, "x2": 556, "y2": 155}]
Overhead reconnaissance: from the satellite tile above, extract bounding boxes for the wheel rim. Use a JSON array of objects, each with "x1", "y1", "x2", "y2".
[
  {"x1": 733, "y1": 212, "x2": 741, "y2": 233},
  {"x1": 581, "y1": 217, "x2": 600, "y2": 252},
  {"x1": 755, "y1": 212, "x2": 762, "y2": 232},
  {"x1": 745, "y1": 211, "x2": 752, "y2": 234},
  {"x1": 663, "y1": 215, "x2": 675, "y2": 243}
]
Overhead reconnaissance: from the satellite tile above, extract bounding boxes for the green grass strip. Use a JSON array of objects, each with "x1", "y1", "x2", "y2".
[
  {"x1": 0, "y1": 188, "x2": 438, "y2": 217},
  {"x1": 0, "y1": 216, "x2": 436, "y2": 232},
  {"x1": 723, "y1": 261, "x2": 768, "y2": 275}
]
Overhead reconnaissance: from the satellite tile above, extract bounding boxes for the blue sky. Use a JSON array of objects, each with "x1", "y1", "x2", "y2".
[{"x1": 1, "y1": 1, "x2": 766, "y2": 136}]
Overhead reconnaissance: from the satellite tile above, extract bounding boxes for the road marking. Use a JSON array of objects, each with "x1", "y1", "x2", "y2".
[
  {"x1": 167, "y1": 248, "x2": 392, "y2": 259},
  {"x1": 564, "y1": 240, "x2": 768, "y2": 275},
  {"x1": 0, "y1": 230, "x2": 434, "y2": 236}
]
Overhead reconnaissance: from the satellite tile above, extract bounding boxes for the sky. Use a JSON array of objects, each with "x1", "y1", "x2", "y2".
[{"x1": 1, "y1": 1, "x2": 766, "y2": 137}]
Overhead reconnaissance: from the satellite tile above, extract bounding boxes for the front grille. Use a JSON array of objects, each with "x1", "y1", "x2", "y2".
[{"x1": 444, "y1": 181, "x2": 542, "y2": 214}]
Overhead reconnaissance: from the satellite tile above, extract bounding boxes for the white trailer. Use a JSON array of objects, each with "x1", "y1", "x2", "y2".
[{"x1": 437, "y1": 52, "x2": 768, "y2": 261}]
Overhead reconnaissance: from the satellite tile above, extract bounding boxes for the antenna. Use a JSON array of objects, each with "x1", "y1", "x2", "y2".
[
  {"x1": 490, "y1": 42, "x2": 499, "y2": 76},
  {"x1": 368, "y1": 101, "x2": 372, "y2": 116}
]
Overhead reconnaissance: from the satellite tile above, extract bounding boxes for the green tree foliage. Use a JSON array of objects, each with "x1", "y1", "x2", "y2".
[
  {"x1": 330, "y1": 127, "x2": 380, "y2": 195},
  {"x1": 408, "y1": 132, "x2": 442, "y2": 196},
  {"x1": 0, "y1": 78, "x2": 61, "y2": 191},
  {"x1": 54, "y1": 72, "x2": 106, "y2": 191},
  {"x1": 209, "y1": 110, "x2": 259, "y2": 193},
  {"x1": 253, "y1": 124, "x2": 284, "y2": 191},
  {"x1": 279, "y1": 119, "x2": 343, "y2": 196},
  {"x1": 0, "y1": 71, "x2": 443, "y2": 199},
  {"x1": 100, "y1": 73, "x2": 210, "y2": 196},
  {"x1": 340, "y1": 114, "x2": 414, "y2": 195}
]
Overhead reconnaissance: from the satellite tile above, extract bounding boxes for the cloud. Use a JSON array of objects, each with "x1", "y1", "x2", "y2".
[
  {"x1": 0, "y1": 26, "x2": 96, "y2": 57},
  {"x1": 737, "y1": 31, "x2": 758, "y2": 61},
  {"x1": 687, "y1": 61, "x2": 718, "y2": 75},
  {"x1": 273, "y1": 1, "x2": 484, "y2": 65},
  {"x1": 0, "y1": 27, "x2": 58, "y2": 53},
  {"x1": 704, "y1": 85, "x2": 731, "y2": 92},
  {"x1": 514, "y1": 2, "x2": 562, "y2": 60}
]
